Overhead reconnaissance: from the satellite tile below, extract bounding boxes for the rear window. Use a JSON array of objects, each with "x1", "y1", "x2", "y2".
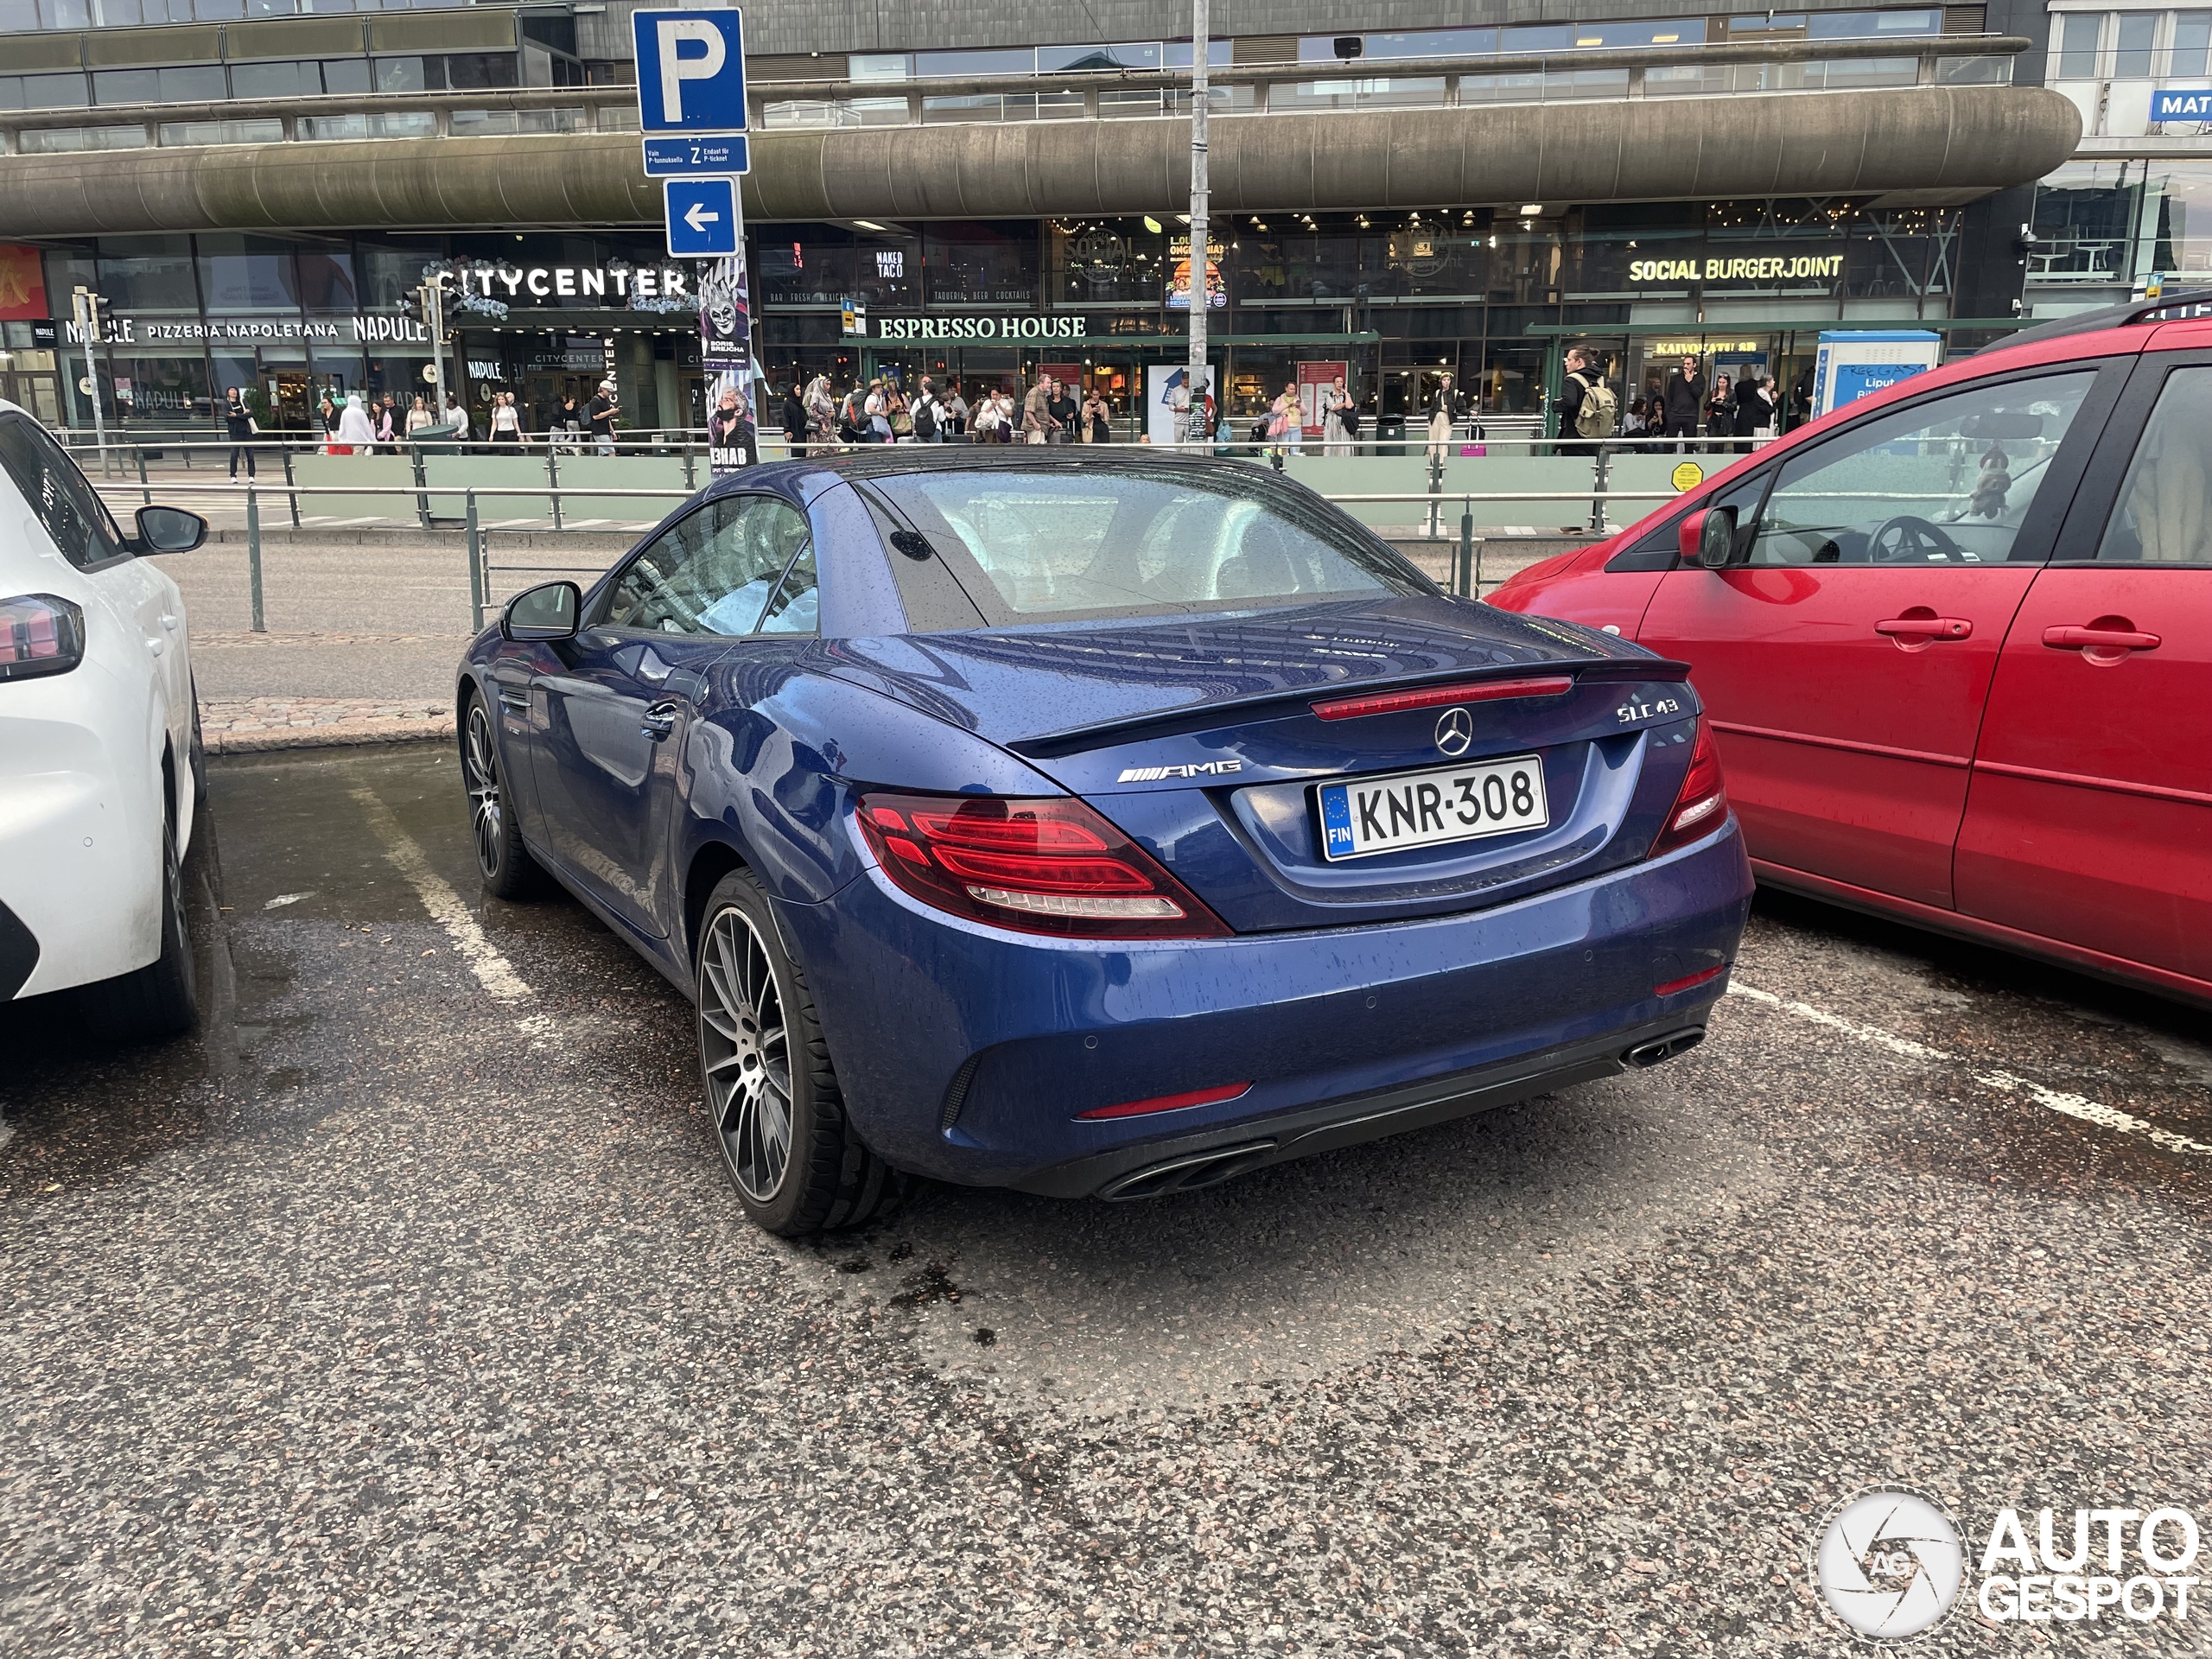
[{"x1": 868, "y1": 466, "x2": 1433, "y2": 623}]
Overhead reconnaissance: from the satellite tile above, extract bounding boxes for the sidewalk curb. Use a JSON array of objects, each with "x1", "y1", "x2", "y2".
[{"x1": 207, "y1": 719, "x2": 456, "y2": 755}]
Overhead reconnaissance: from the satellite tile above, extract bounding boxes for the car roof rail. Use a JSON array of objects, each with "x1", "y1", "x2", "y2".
[{"x1": 1999, "y1": 287, "x2": 2212, "y2": 353}]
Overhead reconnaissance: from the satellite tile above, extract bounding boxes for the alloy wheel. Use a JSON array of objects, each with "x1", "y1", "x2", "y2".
[
  {"x1": 464, "y1": 702, "x2": 502, "y2": 874},
  {"x1": 700, "y1": 907, "x2": 793, "y2": 1202}
]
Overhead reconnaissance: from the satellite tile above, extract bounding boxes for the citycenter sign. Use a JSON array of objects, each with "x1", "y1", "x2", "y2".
[{"x1": 449, "y1": 264, "x2": 696, "y2": 302}]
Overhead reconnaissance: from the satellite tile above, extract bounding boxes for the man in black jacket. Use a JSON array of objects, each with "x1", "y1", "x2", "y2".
[{"x1": 1661, "y1": 354, "x2": 1705, "y2": 452}]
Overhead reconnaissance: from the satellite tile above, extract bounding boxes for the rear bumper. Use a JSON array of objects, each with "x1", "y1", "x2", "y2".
[
  {"x1": 1013, "y1": 1008, "x2": 1714, "y2": 1199},
  {"x1": 0, "y1": 699, "x2": 166, "y2": 1000},
  {"x1": 779, "y1": 815, "x2": 1752, "y2": 1192}
]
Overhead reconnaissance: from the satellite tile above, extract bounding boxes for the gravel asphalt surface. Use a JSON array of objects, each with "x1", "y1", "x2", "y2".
[{"x1": 3, "y1": 744, "x2": 2208, "y2": 1656}]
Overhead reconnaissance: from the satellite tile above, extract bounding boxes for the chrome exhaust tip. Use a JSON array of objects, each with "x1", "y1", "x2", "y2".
[
  {"x1": 1096, "y1": 1141, "x2": 1277, "y2": 1202},
  {"x1": 1624, "y1": 1027, "x2": 1706, "y2": 1069}
]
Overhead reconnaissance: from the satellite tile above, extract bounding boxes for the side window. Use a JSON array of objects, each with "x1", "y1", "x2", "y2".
[
  {"x1": 0, "y1": 416, "x2": 125, "y2": 569},
  {"x1": 597, "y1": 494, "x2": 810, "y2": 636},
  {"x1": 757, "y1": 540, "x2": 819, "y2": 634},
  {"x1": 1609, "y1": 469, "x2": 1770, "y2": 573},
  {"x1": 1745, "y1": 372, "x2": 2095, "y2": 569},
  {"x1": 2095, "y1": 366, "x2": 2212, "y2": 563}
]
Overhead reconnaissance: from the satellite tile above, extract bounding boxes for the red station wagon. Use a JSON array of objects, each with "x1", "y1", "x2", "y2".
[{"x1": 1490, "y1": 294, "x2": 2212, "y2": 1008}]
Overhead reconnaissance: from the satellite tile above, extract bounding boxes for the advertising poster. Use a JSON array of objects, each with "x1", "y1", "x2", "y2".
[
  {"x1": 1296, "y1": 360, "x2": 1349, "y2": 440},
  {"x1": 699, "y1": 250, "x2": 756, "y2": 474},
  {"x1": 1164, "y1": 236, "x2": 1227, "y2": 311},
  {"x1": 0, "y1": 245, "x2": 48, "y2": 321},
  {"x1": 1145, "y1": 363, "x2": 1217, "y2": 446}
]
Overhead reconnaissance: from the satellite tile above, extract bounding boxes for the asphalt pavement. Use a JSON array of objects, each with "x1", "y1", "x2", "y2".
[{"x1": 3, "y1": 744, "x2": 2208, "y2": 1656}]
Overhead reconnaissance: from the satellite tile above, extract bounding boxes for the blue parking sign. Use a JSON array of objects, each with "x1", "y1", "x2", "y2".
[
  {"x1": 633, "y1": 9, "x2": 747, "y2": 135},
  {"x1": 664, "y1": 177, "x2": 741, "y2": 258}
]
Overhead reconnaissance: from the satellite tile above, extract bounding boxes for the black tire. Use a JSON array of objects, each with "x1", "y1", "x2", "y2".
[
  {"x1": 461, "y1": 690, "x2": 546, "y2": 900},
  {"x1": 696, "y1": 868, "x2": 907, "y2": 1236},
  {"x1": 79, "y1": 817, "x2": 198, "y2": 1043}
]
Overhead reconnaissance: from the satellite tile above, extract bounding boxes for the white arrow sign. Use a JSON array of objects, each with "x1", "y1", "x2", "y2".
[{"x1": 683, "y1": 200, "x2": 721, "y2": 233}]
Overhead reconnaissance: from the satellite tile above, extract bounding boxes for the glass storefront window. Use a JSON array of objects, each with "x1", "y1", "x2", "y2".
[
  {"x1": 2114, "y1": 13, "x2": 2158, "y2": 78},
  {"x1": 1047, "y1": 219, "x2": 1163, "y2": 305},
  {"x1": 929, "y1": 220, "x2": 1040, "y2": 306},
  {"x1": 756, "y1": 225, "x2": 854, "y2": 308},
  {"x1": 296, "y1": 244, "x2": 360, "y2": 313},
  {"x1": 2056, "y1": 14, "x2": 2102, "y2": 79},
  {"x1": 2177, "y1": 12, "x2": 2212, "y2": 77},
  {"x1": 1, "y1": 73, "x2": 90, "y2": 110},
  {"x1": 854, "y1": 234, "x2": 922, "y2": 309},
  {"x1": 99, "y1": 237, "x2": 199, "y2": 315},
  {"x1": 110, "y1": 353, "x2": 211, "y2": 422},
  {"x1": 2031, "y1": 161, "x2": 2139, "y2": 285},
  {"x1": 196, "y1": 233, "x2": 298, "y2": 315},
  {"x1": 1039, "y1": 42, "x2": 1160, "y2": 72},
  {"x1": 228, "y1": 60, "x2": 322, "y2": 99},
  {"x1": 359, "y1": 244, "x2": 433, "y2": 312}
]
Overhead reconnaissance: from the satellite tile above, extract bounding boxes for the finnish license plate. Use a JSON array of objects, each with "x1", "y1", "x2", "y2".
[{"x1": 1317, "y1": 753, "x2": 1549, "y2": 861}]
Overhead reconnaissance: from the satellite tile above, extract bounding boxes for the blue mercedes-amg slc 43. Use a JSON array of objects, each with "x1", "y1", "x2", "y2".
[{"x1": 458, "y1": 451, "x2": 1750, "y2": 1236}]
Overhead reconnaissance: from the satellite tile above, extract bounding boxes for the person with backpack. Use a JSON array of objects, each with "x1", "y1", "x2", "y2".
[
  {"x1": 1560, "y1": 346, "x2": 1618, "y2": 446},
  {"x1": 912, "y1": 383, "x2": 941, "y2": 442}
]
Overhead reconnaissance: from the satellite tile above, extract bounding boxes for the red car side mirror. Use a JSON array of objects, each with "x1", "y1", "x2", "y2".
[{"x1": 1679, "y1": 505, "x2": 1738, "y2": 569}]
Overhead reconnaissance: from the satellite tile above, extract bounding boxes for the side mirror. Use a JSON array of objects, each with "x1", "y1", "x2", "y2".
[
  {"x1": 501, "y1": 580, "x2": 581, "y2": 642},
  {"x1": 133, "y1": 505, "x2": 207, "y2": 555},
  {"x1": 1679, "y1": 505, "x2": 1738, "y2": 570}
]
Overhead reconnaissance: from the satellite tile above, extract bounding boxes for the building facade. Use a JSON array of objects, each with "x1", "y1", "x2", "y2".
[{"x1": 0, "y1": 0, "x2": 2079, "y2": 437}]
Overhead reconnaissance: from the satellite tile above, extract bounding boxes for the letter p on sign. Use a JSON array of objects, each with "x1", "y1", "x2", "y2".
[{"x1": 633, "y1": 9, "x2": 747, "y2": 134}]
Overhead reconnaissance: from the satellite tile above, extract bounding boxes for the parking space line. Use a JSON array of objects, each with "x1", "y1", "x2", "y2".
[
  {"x1": 349, "y1": 785, "x2": 533, "y2": 1004},
  {"x1": 1728, "y1": 982, "x2": 2209, "y2": 1160},
  {"x1": 1974, "y1": 1070, "x2": 2212, "y2": 1157}
]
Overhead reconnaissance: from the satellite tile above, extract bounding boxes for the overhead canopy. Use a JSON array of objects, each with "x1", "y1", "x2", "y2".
[{"x1": 0, "y1": 86, "x2": 2080, "y2": 238}]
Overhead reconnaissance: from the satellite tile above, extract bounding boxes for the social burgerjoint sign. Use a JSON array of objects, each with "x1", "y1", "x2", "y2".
[{"x1": 1630, "y1": 255, "x2": 1846, "y2": 284}]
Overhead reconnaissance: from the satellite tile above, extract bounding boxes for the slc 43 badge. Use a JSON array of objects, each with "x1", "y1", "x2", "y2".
[{"x1": 1615, "y1": 696, "x2": 1683, "y2": 725}]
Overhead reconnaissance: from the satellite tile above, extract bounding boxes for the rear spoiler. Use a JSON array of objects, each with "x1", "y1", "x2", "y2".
[{"x1": 1009, "y1": 658, "x2": 1693, "y2": 759}]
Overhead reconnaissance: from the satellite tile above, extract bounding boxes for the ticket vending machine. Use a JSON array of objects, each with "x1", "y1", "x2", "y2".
[{"x1": 1810, "y1": 330, "x2": 1942, "y2": 419}]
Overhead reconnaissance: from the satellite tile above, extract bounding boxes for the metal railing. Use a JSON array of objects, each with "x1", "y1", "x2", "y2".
[
  {"x1": 107, "y1": 466, "x2": 1695, "y2": 641},
  {"x1": 0, "y1": 33, "x2": 2026, "y2": 153}
]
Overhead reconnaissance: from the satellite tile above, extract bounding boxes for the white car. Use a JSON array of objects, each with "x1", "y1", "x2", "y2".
[{"x1": 0, "y1": 404, "x2": 209, "y2": 1039}]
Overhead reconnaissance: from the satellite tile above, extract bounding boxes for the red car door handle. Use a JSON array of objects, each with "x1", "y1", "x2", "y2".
[
  {"x1": 1874, "y1": 615, "x2": 1973, "y2": 640},
  {"x1": 2043, "y1": 625, "x2": 2162, "y2": 652}
]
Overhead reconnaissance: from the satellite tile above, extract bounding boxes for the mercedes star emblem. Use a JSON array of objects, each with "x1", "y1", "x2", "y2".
[{"x1": 1434, "y1": 708, "x2": 1474, "y2": 757}]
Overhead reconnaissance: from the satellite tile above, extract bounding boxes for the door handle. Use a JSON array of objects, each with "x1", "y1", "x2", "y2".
[
  {"x1": 1874, "y1": 614, "x2": 1973, "y2": 641},
  {"x1": 2043, "y1": 624, "x2": 2161, "y2": 652},
  {"x1": 639, "y1": 700, "x2": 679, "y2": 741}
]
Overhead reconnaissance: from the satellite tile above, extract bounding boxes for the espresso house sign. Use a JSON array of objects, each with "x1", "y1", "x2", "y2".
[{"x1": 866, "y1": 315, "x2": 1087, "y2": 342}]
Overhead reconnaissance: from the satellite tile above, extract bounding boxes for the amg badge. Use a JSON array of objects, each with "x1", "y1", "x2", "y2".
[{"x1": 1117, "y1": 760, "x2": 1244, "y2": 783}]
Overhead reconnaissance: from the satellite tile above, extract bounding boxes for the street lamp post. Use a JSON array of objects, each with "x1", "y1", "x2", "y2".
[{"x1": 1185, "y1": 0, "x2": 1209, "y2": 447}]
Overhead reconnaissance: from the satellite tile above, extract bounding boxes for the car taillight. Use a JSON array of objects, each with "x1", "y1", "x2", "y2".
[
  {"x1": 855, "y1": 791, "x2": 1230, "y2": 940},
  {"x1": 1649, "y1": 719, "x2": 1728, "y2": 858},
  {"x1": 0, "y1": 594, "x2": 86, "y2": 683}
]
